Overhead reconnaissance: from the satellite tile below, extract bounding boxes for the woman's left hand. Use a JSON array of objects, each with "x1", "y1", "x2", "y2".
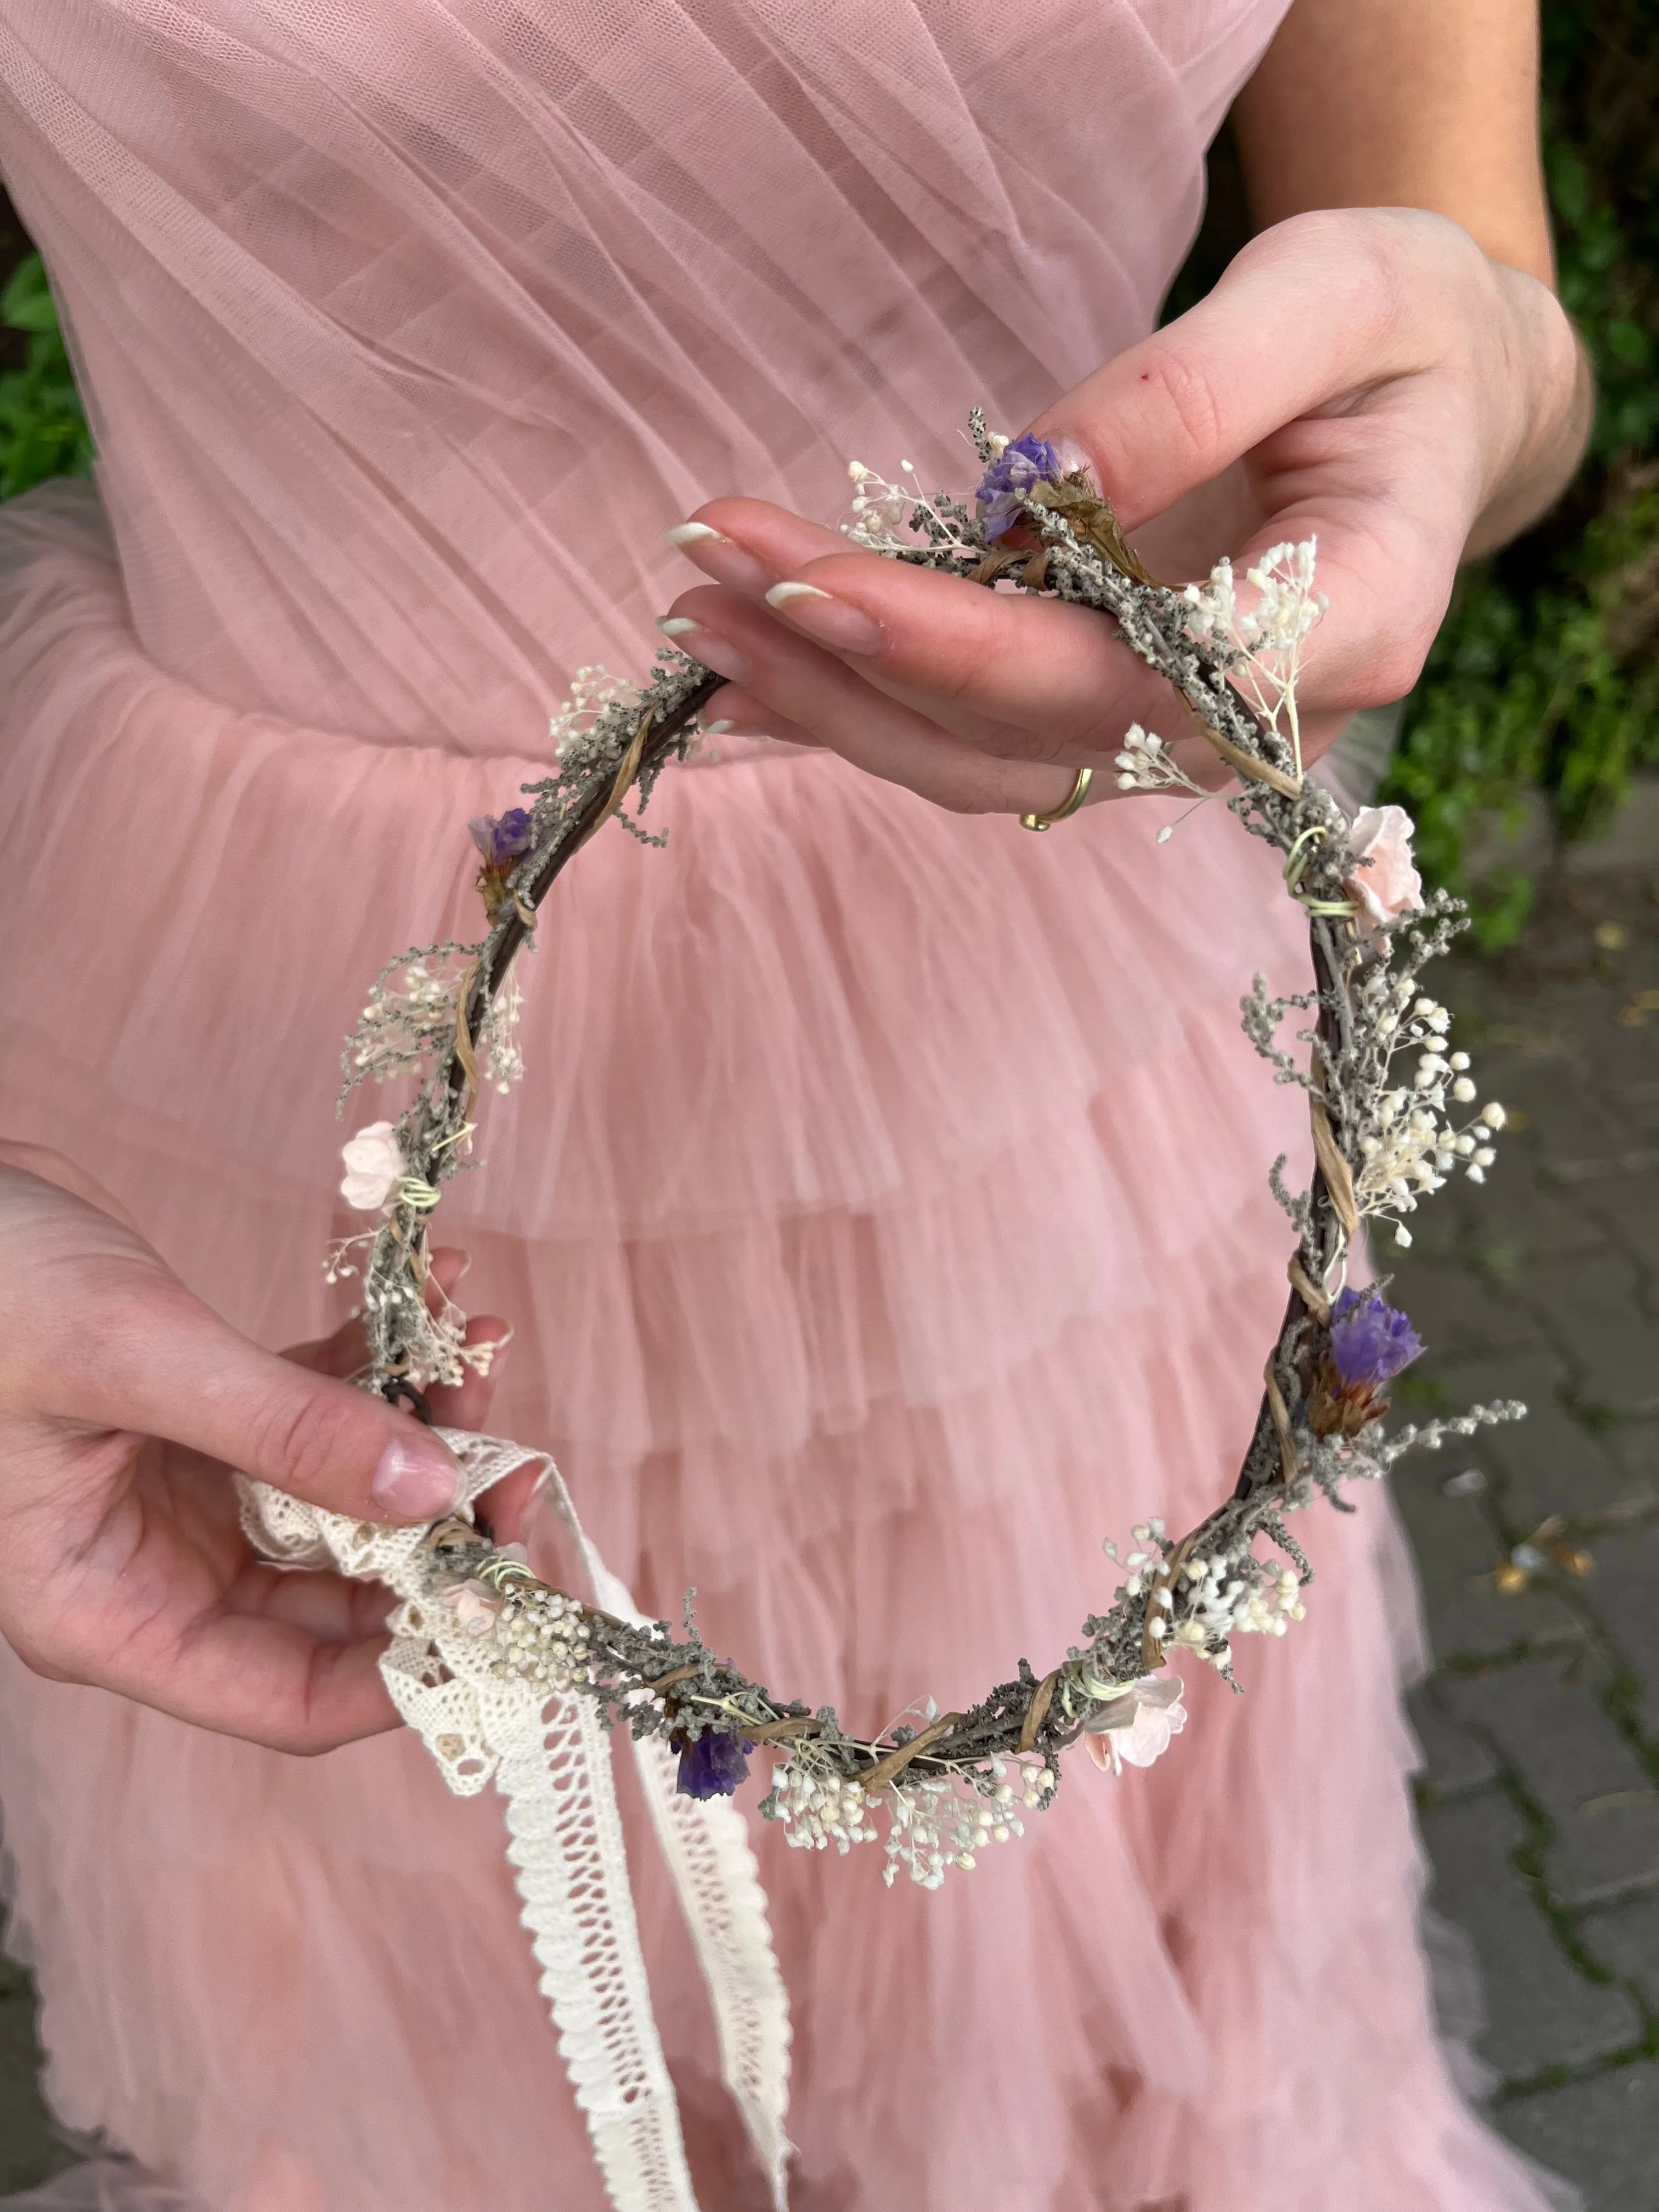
[{"x1": 658, "y1": 208, "x2": 1589, "y2": 820}]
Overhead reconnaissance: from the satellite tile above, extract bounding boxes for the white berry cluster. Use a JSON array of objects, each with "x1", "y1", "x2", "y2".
[
  {"x1": 346, "y1": 950, "x2": 466, "y2": 1087},
  {"x1": 767, "y1": 1764, "x2": 877, "y2": 1856},
  {"x1": 1350, "y1": 978, "x2": 1505, "y2": 1245},
  {"x1": 1107, "y1": 1519, "x2": 1305, "y2": 1678},
  {"x1": 1183, "y1": 541, "x2": 1327, "y2": 656},
  {"x1": 843, "y1": 459, "x2": 979, "y2": 562},
  {"x1": 486, "y1": 1583, "x2": 592, "y2": 1692},
  {"x1": 1113, "y1": 722, "x2": 1208, "y2": 802},
  {"x1": 1164, "y1": 1553, "x2": 1305, "y2": 1664},
  {"x1": 881, "y1": 1762, "x2": 1056, "y2": 1891},
  {"x1": 478, "y1": 970, "x2": 524, "y2": 1094},
  {"x1": 549, "y1": 664, "x2": 642, "y2": 758},
  {"x1": 763, "y1": 1751, "x2": 1057, "y2": 1889},
  {"x1": 1181, "y1": 541, "x2": 1327, "y2": 776}
]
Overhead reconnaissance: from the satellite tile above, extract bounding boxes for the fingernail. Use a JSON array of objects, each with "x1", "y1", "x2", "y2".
[
  {"x1": 370, "y1": 1434, "x2": 462, "y2": 1521},
  {"x1": 764, "y1": 580, "x2": 883, "y2": 655},
  {"x1": 665, "y1": 523, "x2": 772, "y2": 595},
  {"x1": 703, "y1": 717, "x2": 735, "y2": 734},
  {"x1": 471, "y1": 1327, "x2": 512, "y2": 1377},
  {"x1": 653, "y1": 616, "x2": 751, "y2": 684}
]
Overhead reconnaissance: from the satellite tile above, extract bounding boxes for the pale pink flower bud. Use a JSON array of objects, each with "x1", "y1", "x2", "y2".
[
  {"x1": 340, "y1": 1120, "x2": 405, "y2": 1211},
  {"x1": 1082, "y1": 1673, "x2": 1188, "y2": 1774},
  {"x1": 1345, "y1": 804, "x2": 1424, "y2": 933}
]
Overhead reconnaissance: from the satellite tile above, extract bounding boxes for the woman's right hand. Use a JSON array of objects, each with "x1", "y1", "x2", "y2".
[
  {"x1": 660, "y1": 211, "x2": 1585, "y2": 822},
  {"x1": 0, "y1": 1147, "x2": 506, "y2": 1753}
]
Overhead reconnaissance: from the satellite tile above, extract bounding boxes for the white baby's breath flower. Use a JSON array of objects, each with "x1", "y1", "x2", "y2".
[{"x1": 340, "y1": 1121, "x2": 405, "y2": 1211}]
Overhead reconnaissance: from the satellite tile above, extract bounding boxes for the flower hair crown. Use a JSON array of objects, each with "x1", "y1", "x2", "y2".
[{"x1": 313, "y1": 416, "x2": 1522, "y2": 1888}]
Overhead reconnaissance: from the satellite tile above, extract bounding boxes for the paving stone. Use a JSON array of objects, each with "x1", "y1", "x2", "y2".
[
  {"x1": 1389, "y1": 1463, "x2": 1583, "y2": 1662},
  {"x1": 1560, "y1": 774, "x2": 1659, "y2": 878},
  {"x1": 1605, "y1": 1075, "x2": 1659, "y2": 1142},
  {"x1": 1580, "y1": 1520, "x2": 1659, "y2": 1737},
  {"x1": 1517, "y1": 1250, "x2": 1658, "y2": 1415},
  {"x1": 1423, "y1": 1351, "x2": 1644, "y2": 1525},
  {"x1": 1384, "y1": 1255, "x2": 1546, "y2": 1364},
  {"x1": 1498, "y1": 2062, "x2": 1659, "y2": 2210},
  {"x1": 1418, "y1": 1791, "x2": 1639, "y2": 2078},
  {"x1": 1442, "y1": 1656, "x2": 1659, "y2": 1906},
  {"x1": 1600, "y1": 1417, "x2": 1659, "y2": 1493},
  {"x1": 1573, "y1": 1175, "x2": 1659, "y2": 1307},
  {"x1": 1474, "y1": 1056, "x2": 1632, "y2": 1164},
  {"x1": 1407, "y1": 1167, "x2": 1606, "y2": 1271},
  {"x1": 1583, "y1": 1891, "x2": 1659, "y2": 2010},
  {"x1": 1408, "y1": 1680, "x2": 1500, "y2": 1798}
]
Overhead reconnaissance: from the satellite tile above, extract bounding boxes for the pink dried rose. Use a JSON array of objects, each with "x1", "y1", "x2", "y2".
[
  {"x1": 340, "y1": 1120, "x2": 405, "y2": 1211},
  {"x1": 439, "y1": 1582, "x2": 503, "y2": 1639},
  {"x1": 1345, "y1": 804, "x2": 1424, "y2": 933},
  {"x1": 1083, "y1": 1673, "x2": 1188, "y2": 1774}
]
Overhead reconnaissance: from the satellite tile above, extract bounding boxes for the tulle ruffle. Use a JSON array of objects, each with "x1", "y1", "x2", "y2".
[{"x1": 0, "y1": 482, "x2": 1572, "y2": 2211}]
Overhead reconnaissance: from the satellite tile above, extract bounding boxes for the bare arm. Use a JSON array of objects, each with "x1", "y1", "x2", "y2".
[
  {"x1": 1234, "y1": 0, "x2": 1553, "y2": 282},
  {"x1": 1233, "y1": 0, "x2": 1590, "y2": 550}
]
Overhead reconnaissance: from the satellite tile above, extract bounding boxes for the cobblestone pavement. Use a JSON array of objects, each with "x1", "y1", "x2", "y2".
[
  {"x1": 3, "y1": 805, "x2": 1658, "y2": 2202},
  {"x1": 1391, "y1": 798, "x2": 1659, "y2": 2208}
]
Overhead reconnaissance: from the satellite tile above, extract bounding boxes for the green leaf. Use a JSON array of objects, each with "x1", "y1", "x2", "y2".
[
  {"x1": 1546, "y1": 144, "x2": 1589, "y2": 227},
  {"x1": 0, "y1": 254, "x2": 61, "y2": 335}
]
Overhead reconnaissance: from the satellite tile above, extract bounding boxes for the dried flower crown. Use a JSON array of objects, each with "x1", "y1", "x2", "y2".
[{"x1": 322, "y1": 416, "x2": 1522, "y2": 1889}]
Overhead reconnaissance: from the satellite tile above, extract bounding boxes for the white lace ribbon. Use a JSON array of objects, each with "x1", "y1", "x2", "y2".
[{"x1": 239, "y1": 1430, "x2": 792, "y2": 2212}]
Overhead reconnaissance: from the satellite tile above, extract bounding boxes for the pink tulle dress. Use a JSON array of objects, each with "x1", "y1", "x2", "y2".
[{"x1": 0, "y1": 6, "x2": 1567, "y2": 2209}]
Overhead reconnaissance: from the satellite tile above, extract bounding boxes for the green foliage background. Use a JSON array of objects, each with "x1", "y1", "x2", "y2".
[
  {"x1": 1380, "y1": 1, "x2": 1659, "y2": 943},
  {"x1": 0, "y1": 251, "x2": 93, "y2": 501},
  {"x1": 1, "y1": 4, "x2": 1655, "y2": 937}
]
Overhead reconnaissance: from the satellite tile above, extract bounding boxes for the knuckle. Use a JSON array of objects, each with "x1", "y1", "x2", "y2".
[
  {"x1": 3, "y1": 1608, "x2": 96, "y2": 1686},
  {"x1": 1136, "y1": 343, "x2": 1227, "y2": 469},
  {"x1": 1329, "y1": 610, "x2": 1443, "y2": 716},
  {"x1": 1364, "y1": 624, "x2": 1438, "y2": 707},
  {"x1": 245, "y1": 1380, "x2": 364, "y2": 1498}
]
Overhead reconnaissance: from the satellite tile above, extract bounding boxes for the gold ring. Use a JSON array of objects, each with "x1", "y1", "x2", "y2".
[{"x1": 1019, "y1": 766, "x2": 1092, "y2": 832}]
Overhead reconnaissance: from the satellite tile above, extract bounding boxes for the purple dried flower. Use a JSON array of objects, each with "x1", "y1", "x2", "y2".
[
  {"x1": 1328, "y1": 1288, "x2": 1424, "y2": 1390},
  {"x1": 675, "y1": 1729, "x2": 752, "y2": 1800},
  {"x1": 975, "y1": 432, "x2": 1065, "y2": 541},
  {"x1": 468, "y1": 807, "x2": 534, "y2": 867}
]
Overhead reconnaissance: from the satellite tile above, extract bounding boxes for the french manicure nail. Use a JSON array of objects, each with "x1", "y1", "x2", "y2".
[
  {"x1": 764, "y1": 580, "x2": 884, "y2": 655},
  {"x1": 370, "y1": 1434, "x2": 462, "y2": 1522},
  {"x1": 665, "y1": 523, "x2": 773, "y2": 595},
  {"x1": 653, "y1": 616, "x2": 751, "y2": 685}
]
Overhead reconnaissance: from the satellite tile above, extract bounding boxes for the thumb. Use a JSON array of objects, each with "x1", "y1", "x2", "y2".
[
  {"x1": 1030, "y1": 209, "x2": 1456, "y2": 531},
  {"x1": 1, "y1": 1161, "x2": 465, "y2": 1524}
]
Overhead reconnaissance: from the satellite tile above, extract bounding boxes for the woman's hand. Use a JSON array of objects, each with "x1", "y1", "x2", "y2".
[
  {"x1": 658, "y1": 208, "x2": 1589, "y2": 817},
  {"x1": 0, "y1": 1149, "x2": 511, "y2": 1753}
]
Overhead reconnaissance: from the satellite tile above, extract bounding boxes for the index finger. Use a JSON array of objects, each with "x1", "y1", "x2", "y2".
[{"x1": 736, "y1": 539, "x2": 1194, "y2": 760}]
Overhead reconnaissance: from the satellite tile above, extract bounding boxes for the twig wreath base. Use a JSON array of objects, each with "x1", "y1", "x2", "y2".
[{"x1": 323, "y1": 416, "x2": 1524, "y2": 1889}]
